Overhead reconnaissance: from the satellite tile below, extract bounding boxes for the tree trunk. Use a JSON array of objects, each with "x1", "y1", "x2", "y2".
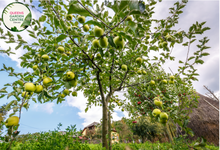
[
  {"x1": 102, "y1": 103, "x2": 108, "y2": 149},
  {"x1": 166, "y1": 123, "x2": 173, "y2": 144},
  {"x1": 108, "y1": 108, "x2": 112, "y2": 150}
]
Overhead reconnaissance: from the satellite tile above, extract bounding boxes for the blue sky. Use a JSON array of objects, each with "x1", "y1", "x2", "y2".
[{"x1": 0, "y1": 0, "x2": 219, "y2": 136}]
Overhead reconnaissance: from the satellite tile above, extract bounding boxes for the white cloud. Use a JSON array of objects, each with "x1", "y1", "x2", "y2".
[
  {"x1": 5, "y1": 109, "x2": 22, "y2": 119},
  {"x1": 32, "y1": 103, "x2": 55, "y2": 114},
  {"x1": 65, "y1": 91, "x2": 127, "y2": 127}
]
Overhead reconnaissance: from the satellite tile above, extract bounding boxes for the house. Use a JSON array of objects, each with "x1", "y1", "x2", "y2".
[
  {"x1": 81, "y1": 122, "x2": 120, "y2": 143},
  {"x1": 111, "y1": 129, "x2": 119, "y2": 144},
  {"x1": 81, "y1": 122, "x2": 100, "y2": 136}
]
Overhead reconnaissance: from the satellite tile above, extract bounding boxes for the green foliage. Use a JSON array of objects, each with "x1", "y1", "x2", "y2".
[{"x1": 0, "y1": 0, "x2": 211, "y2": 149}]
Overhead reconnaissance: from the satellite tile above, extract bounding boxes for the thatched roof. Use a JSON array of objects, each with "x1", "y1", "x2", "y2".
[
  {"x1": 178, "y1": 92, "x2": 219, "y2": 146},
  {"x1": 84, "y1": 122, "x2": 99, "y2": 129}
]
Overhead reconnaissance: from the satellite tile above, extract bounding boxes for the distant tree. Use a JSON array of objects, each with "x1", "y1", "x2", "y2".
[{"x1": 112, "y1": 117, "x2": 133, "y2": 143}]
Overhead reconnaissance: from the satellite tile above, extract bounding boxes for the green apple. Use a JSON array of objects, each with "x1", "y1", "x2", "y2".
[
  {"x1": 35, "y1": 85, "x2": 43, "y2": 93},
  {"x1": 60, "y1": 94, "x2": 65, "y2": 98},
  {"x1": 137, "y1": 70, "x2": 142, "y2": 75},
  {"x1": 57, "y1": 46, "x2": 65, "y2": 53},
  {"x1": 77, "y1": 16, "x2": 85, "y2": 24},
  {"x1": 94, "y1": 26, "x2": 104, "y2": 37},
  {"x1": 159, "y1": 43, "x2": 163, "y2": 48},
  {"x1": 63, "y1": 89, "x2": 69, "y2": 95},
  {"x1": 113, "y1": 36, "x2": 125, "y2": 49},
  {"x1": 23, "y1": 103, "x2": 28, "y2": 107},
  {"x1": 42, "y1": 54, "x2": 49, "y2": 61},
  {"x1": 72, "y1": 91, "x2": 77, "y2": 97},
  {"x1": 66, "y1": 51, "x2": 71, "y2": 55},
  {"x1": 146, "y1": 34, "x2": 150, "y2": 39},
  {"x1": 24, "y1": 83, "x2": 36, "y2": 92},
  {"x1": 115, "y1": 60, "x2": 119, "y2": 64},
  {"x1": 142, "y1": 70, "x2": 147, "y2": 75},
  {"x1": 70, "y1": 79, "x2": 77, "y2": 87},
  {"x1": 159, "y1": 118, "x2": 167, "y2": 124},
  {"x1": 22, "y1": 92, "x2": 29, "y2": 98},
  {"x1": 126, "y1": 16, "x2": 132, "y2": 21},
  {"x1": 163, "y1": 42, "x2": 168, "y2": 48},
  {"x1": 154, "y1": 99, "x2": 162, "y2": 107},
  {"x1": 66, "y1": 14, "x2": 73, "y2": 21},
  {"x1": 96, "y1": 53, "x2": 102, "y2": 59},
  {"x1": 136, "y1": 57, "x2": 142, "y2": 64},
  {"x1": 99, "y1": 37, "x2": 108, "y2": 48},
  {"x1": 161, "y1": 79, "x2": 167, "y2": 84},
  {"x1": 83, "y1": 25, "x2": 90, "y2": 32},
  {"x1": 165, "y1": 34, "x2": 172, "y2": 42},
  {"x1": 121, "y1": 64, "x2": 127, "y2": 71},
  {"x1": 170, "y1": 75, "x2": 175, "y2": 80},
  {"x1": 92, "y1": 39, "x2": 100, "y2": 48},
  {"x1": 43, "y1": 77, "x2": 52, "y2": 86},
  {"x1": 150, "y1": 80, "x2": 155, "y2": 85},
  {"x1": 5, "y1": 116, "x2": 19, "y2": 127},
  {"x1": 169, "y1": 80, "x2": 174, "y2": 84},
  {"x1": 33, "y1": 65, "x2": 38, "y2": 70},
  {"x1": 152, "y1": 109, "x2": 161, "y2": 117},
  {"x1": 160, "y1": 112, "x2": 168, "y2": 120},
  {"x1": 66, "y1": 71, "x2": 75, "y2": 81}
]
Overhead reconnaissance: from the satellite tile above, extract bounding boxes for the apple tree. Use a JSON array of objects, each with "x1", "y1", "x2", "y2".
[{"x1": 0, "y1": 0, "x2": 210, "y2": 149}]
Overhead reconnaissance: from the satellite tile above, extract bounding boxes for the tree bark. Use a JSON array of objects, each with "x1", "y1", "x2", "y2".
[
  {"x1": 108, "y1": 108, "x2": 112, "y2": 150},
  {"x1": 166, "y1": 123, "x2": 173, "y2": 144},
  {"x1": 102, "y1": 103, "x2": 108, "y2": 149}
]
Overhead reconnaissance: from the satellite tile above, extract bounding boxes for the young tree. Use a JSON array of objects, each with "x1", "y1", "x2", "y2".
[{"x1": 0, "y1": 0, "x2": 210, "y2": 149}]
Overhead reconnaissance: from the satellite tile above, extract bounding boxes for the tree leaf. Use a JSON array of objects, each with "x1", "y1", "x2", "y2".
[
  {"x1": 129, "y1": 1, "x2": 139, "y2": 11},
  {"x1": 55, "y1": 34, "x2": 67, "y2": 43},
  {"x1": 39, "y1": 15, "x2": 46, "y2": 22},
  {"x1": 108, "y1": 36, "x2": 116, "y2": 48},
  {"x1": 68, "y1": 3, "x2": 95, "y2": 16}
]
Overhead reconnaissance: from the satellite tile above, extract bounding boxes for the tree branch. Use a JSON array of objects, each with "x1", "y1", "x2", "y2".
[{"x1": 77, "y1": 0, "x2": 111, "y2": 29}]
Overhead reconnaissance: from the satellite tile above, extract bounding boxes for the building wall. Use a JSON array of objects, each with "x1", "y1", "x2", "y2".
[{"x1": 111, "y1": 132, "x2": 119, "y2": 143}]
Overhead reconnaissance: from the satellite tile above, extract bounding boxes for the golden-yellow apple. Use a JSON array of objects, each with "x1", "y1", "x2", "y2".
[
  {"x1": 22, "y1": 92, "x2": 29, "y2": 98},
  {"x1": 5, "y1": 116, "x2": 19, "y2": 127},
  {"x1": 160, "y1": 112, "x2": 168, "y2": 120},
  {"x1": 33, "y1": 65, "x2": 38, "y2": 70},
  {"x1": 150, "y1": 80, "x2": 155, "y2": 85},
  {"x1": 35, "y1": 85, "x2": 43, "y2": 93},
  {"x1": 42, "y1": 54, "x2": 49, "y2": 61},
  {"x1": 63, "y1": 89, "x2": 69, "y2": 95},
  {"x1": 66, "y1": 71, "x2": 75, "y2": 81},
  {"x1": 152, "y1": 109, "x2": 161, "y2": 117},
  {"x1": 43, "y1": 77, "x2": 52, "y2": 86},
  {"x1": 162, "y1": 79, "x2": 167, "y2": 84},
  {"x1": 121, "y1": 64, "x2": 127, "y2": 71},
  {"x1": 57, "y1": 46, "x2": 65, "y2": 53},
  {"x1": 24, "y1": 83, "x2": 36, "y2": 92},
  {"x1": 154, "y1": 99, "x2": 162, "y2": 107}
]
